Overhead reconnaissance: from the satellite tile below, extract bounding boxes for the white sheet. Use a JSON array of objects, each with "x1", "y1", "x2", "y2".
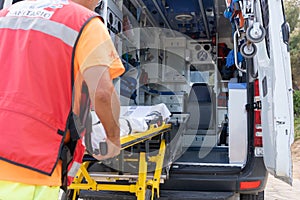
[{"x1": 84, "y1": 103, "x2": 171, "y2": 153}]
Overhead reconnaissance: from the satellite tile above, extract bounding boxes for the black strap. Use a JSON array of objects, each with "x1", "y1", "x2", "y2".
[
  {"x1": 125, "y1": 119, "x2": 132, "y2": 135},
  {"x1": 61, "y1": 14, "x2": 99, "y2": 193},
  {"x1": 84, "y1": 112, "x2": 93, "y2": 155},
  {"x1": 60, "y1": 145, "x2": 72, "y2": 192},
  {"x1": 68, "y1": 113, "x2": 83, "y2": 141}
]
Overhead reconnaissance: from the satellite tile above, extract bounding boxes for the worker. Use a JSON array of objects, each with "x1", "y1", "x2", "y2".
[{"x1": 0, "y1": 0, "x2": 125, "y2": 199}]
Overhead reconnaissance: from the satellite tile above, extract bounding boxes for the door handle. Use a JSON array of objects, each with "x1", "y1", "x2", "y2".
[{"x1": 281, "y1": 21, "x2": 290, "y2": 51}]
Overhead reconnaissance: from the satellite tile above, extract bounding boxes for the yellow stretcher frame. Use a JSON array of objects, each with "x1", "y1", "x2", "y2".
[{"x1": 68, "y1": 123, "x2": 171, "y2": 200}]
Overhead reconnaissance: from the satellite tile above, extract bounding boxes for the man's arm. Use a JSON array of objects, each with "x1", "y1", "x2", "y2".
[{"x1": 83, "y1": 66, "x2": 121, "y2": 160}]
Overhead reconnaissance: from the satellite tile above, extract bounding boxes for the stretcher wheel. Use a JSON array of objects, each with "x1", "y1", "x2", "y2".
[
  {"x1": 240, "y1": 42, "x2": 257, "y2": 58},
  {"x1": 246, "y1": 23, "x2": 266, "y2": 43}
]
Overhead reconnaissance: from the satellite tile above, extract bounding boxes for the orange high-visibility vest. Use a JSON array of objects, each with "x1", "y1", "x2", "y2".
[{"x1": 0, "y1": 0, "x2": 98, "y2": 176}]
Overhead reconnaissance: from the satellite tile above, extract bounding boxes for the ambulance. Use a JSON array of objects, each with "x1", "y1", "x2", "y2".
[{"x1": 0, "y1": 0, "x2": 294, "y2": 199}]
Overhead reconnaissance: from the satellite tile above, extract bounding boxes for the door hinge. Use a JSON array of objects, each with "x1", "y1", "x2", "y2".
[{"x1": 245, "y1": 101, "x2": 262, "y2": 111}]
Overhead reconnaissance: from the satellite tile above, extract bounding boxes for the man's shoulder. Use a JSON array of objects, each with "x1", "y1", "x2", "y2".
[{"x1": 64, "y1": 1, "x2": 99, "y2": 19}]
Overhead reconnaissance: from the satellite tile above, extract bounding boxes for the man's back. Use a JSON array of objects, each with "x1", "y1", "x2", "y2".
[{"x1": 0, "y1": 1, "x2": 124, "y2": 199}]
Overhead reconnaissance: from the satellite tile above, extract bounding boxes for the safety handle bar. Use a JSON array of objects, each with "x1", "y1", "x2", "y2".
[{"x1": 233, "y1": 30, "x2": 247, "y2": 73}]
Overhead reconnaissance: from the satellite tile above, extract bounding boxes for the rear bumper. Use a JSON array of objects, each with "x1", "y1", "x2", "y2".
[
  {"x1": 79, "y1": 158, "x2": 268, "y2": 199},
  {"x1": 161, "y1": 157, "x2": 268, "y2": 194},
  {"x1": 158, "y1": 190, "x2": 234, "y2": 200},
  {"x1": 79, "y1": 190, "x2": 235, "y2": 200}
]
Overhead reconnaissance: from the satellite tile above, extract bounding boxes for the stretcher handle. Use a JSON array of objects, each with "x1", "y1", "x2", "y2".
[{"x1": 99, "y1": 141, "x2": 108, "y2": 156}]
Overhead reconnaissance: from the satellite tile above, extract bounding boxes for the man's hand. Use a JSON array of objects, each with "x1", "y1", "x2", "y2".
[
  {"x1": 92, "y1": 138, "x2": 121, "y2": 160},
  {"x1": 83, "y1": 66, "x2": 122, "y2": 160}
]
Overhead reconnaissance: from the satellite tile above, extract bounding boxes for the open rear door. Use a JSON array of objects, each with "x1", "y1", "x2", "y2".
[{"x1": 255, "y1": 0, "x2": 294, "y2": 185}]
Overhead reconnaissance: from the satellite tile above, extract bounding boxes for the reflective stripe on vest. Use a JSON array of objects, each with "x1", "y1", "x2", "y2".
[
  {"x1": 0, "y1": 0, "x2": 98, "y2": 176},
  {"x1": 0, "y1": 17, "x2": 78, "y2": 46}
]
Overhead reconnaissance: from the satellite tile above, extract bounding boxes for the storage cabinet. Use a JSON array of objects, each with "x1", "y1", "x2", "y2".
[{"x1": 228, "y1": 83, "x2": 247, "y2": 166}]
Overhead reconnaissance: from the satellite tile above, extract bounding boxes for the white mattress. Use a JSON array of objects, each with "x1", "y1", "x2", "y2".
[{"x1": 84, "y1": 103, "x2": 171, "y2": 154}]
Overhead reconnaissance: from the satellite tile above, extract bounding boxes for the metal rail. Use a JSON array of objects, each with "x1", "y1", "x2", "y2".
[
  {"x1": 198, "y1": 0, "x2": 210, "y2": 39},
  {"x1": 89, "y1": 173, "x2": 167, "y2": 182},
  {"x1": 233, "y1": 30, "x2": 247, "y2": 73}
]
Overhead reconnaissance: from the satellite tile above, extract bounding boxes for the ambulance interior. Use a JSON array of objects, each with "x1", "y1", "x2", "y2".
[{"x1": 94, "y1": 0, "x2": 258, "y2": 172}]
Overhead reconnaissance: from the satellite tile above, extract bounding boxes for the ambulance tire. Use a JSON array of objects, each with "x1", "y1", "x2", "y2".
[
  {"x1": 240, "y1": 191, "x2": 264, "y2": 200},
  {"x1": 240, "y1": 42, "x2": 257, "y2": 58}
]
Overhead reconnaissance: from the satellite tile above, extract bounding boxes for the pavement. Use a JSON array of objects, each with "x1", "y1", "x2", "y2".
[{"x1": 265, "y1": 139, "x2": 300, "y2": 199}]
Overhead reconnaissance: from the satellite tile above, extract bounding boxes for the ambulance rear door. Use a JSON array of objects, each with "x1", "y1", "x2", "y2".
[{"x1": 255, "y1": 0, "x2": 294, "y2": 185}]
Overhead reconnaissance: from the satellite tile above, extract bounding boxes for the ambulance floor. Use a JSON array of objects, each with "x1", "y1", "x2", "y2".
[{"x1": 174, "y1": 147, "x2": 229, "y2": 163}]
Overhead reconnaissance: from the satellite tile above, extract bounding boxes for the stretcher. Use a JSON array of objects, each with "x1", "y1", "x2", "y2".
[{"x1": 68, "y1": 122, "x2": 172, "y2": 200}]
